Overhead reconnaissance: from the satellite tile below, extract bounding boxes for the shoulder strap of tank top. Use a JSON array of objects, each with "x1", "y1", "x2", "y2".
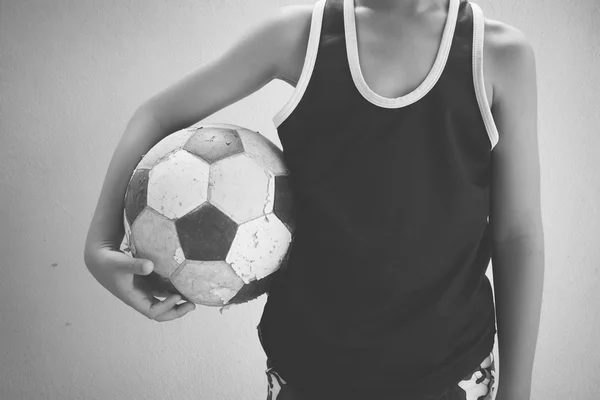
[
  {"x1": 272, "y1": 0, "x2": 326, "y2": 128},
  {"x1": 470, "y1": 1, "x2": 500, "y2": 149}
]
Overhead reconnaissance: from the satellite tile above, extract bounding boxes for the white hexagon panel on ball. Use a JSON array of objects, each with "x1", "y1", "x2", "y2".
[
  {"x1": 130, "y1": 208, "x2": 185, "y2": 278},
  {"x1": 226, "y1": 214, "x2": 292, "y2": 283},
  {"x1": 209, "y1": 154, "x2": 274, "y2": 224},
  {"x1": 171, "y1": 260, "x2": 245, "y2": 306},
  {"x1": 237, "y1": 129, "x2": 288, "y2": 175},
  {"x1": 137, "y1": 128, "x2": 195, "y2": 170},
  {"x1": 147, "y1": 150, "x2": 210, "y2": 220}
]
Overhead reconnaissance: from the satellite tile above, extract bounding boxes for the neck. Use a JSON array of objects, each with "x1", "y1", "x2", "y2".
[{"x1": 356, "y1": 0, "x2": 447, "y2": 14}]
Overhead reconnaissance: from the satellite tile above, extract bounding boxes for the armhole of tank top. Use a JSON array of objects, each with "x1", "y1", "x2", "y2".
[
  {"x1": 272, "y1": 0, "x2": 326, "y2": 129},
  {"x1": 471, "y1": 2, "x2": 499, "y2": 151}
]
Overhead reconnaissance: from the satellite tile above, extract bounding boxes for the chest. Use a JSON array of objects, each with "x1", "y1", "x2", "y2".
[
  {"x1": 281, "y1": 17, "x2": 495, "y2": 108},
  {"x1": 354, "y1": 18, "x2": 449, "y2": 98}
]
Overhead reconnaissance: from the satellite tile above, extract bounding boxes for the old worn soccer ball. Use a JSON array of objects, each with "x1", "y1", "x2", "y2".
[{"x1": 122, "y1": 123, "x2": 294, "y2": 308}]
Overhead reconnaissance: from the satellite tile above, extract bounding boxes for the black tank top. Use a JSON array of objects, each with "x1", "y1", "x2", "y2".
[{"x1": 258, "y1": 0, "x2": 498, "y2": 398}]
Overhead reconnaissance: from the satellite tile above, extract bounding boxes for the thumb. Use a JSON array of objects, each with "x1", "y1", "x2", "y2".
[{"x1": 129, "y1": 257, "x2": 154, "y2": 276}]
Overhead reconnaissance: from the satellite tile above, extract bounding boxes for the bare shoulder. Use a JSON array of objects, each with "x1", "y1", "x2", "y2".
[
  {"x1": 272, "y1": 4, "x2": 316, "y2": 86},
  {"x1": 483, "y1": 18, "x2": 537, "y2": 108},
  {"x1": 483, "y1": 20, "x2": 541, "y2": 243}
]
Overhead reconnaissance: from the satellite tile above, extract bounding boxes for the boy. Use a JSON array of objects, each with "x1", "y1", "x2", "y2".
[{"x1": 84, "y1": 0, "x2": 544, "y2": 399}]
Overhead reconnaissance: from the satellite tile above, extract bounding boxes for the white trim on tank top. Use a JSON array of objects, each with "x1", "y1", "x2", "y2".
[
  {"x1": 272, "y1": 0, "x2": 499, "y2": 152},
  {"x1": 272, "y1": 0, "x2": 458, "y2": 126},
  {"x1": 471, "y1": 2, "x2": 499, "y2": 150},
  {"x1": 344, "y1": 0, "x2": 459, "y2": 108},
  {"x1": 272, "y1": 0, "x2": 326, "y2": 128}
]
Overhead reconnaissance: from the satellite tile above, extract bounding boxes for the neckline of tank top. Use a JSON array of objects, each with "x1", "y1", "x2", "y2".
[{"x1": 344, "y1": 0, "x2": 460, "y2": 109}]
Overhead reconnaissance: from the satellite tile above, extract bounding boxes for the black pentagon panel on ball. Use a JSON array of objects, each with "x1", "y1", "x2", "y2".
[
  {"x1": 273, "y1": 175, "x2": 295, "y2": 232},
  {"x1": 124, "y1": 168, "x2": 150, "y2": 226},
  {"x1": 183, "y1": 127, "x2": 244, "y2": 164},
  {"x1": 176, "y1": 203, "x2": 238, "y2": 261}
]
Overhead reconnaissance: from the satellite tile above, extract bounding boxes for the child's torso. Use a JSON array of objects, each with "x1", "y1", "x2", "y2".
[{"x1": 258, "y1": 0, "x2": 499, "y2": 398}]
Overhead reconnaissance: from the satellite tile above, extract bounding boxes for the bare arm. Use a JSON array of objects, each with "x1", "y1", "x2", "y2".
[
  {"x1": 83, "y1": 5, "x2": 312, "y2": 320},
  {"x1": 84, "y1": 6, "x2": 301, "y2": 255},
  {"x1": 487, "y1": 20, "x2": 545, "y2": 400}
]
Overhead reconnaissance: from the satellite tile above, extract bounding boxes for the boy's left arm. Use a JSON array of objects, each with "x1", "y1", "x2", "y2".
[{"x1": 488, "y1": 23, "x2": 545, "y2": 400}]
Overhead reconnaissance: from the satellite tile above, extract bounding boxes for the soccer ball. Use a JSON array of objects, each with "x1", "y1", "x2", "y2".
[{"x1": 122, "y1": 123, "x2": 295, "y2": 309}]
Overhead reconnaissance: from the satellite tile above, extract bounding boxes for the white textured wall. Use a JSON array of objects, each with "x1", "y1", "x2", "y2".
[{"x1": 0, "y1": 0, "x2": 598, "y2": 399}]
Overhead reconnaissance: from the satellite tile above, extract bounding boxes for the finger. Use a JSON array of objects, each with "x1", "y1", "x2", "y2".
[
  {"x1": 151, "y1": 290, "x2": 175, "y2": 299},
  {"x1": 131, "y1": 258, "x2": 154, "y2": 275},
  {"x1": 109, "y1": 272, "x2": 161, "y2": 316},
  {"x1": 112, "y1": 253, "x2": 153, "y2": 276},
  {"x1": 121, "y1": 282, "x2": 163, "y2": 316},
  {"x1": 107, "y1": 252, "x2": 190, "y2": 319},
  {"x1": 124, "y1": 287, "x2": 194, "y2": 321},
  {"x1": 147, "y1": 294, "x2": 189, "y2": 320},
  {"x1": 152, "y1": 301, "x2": 196, "y2": 322}
]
